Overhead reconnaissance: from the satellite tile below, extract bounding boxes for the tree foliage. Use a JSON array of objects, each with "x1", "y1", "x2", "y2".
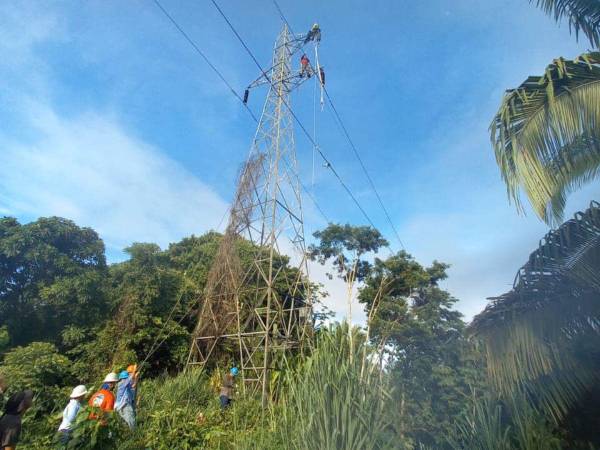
[
  {"x1": 0, "y1": 217, "x2": 108, "y2": 346},
  {"x1": 309, "y1": 223, "x2": 388, "y2": 282},
  {"x1": 471, "y1": 202, "x2": 600, "y2": 429},
  {"x1": 531, "y1": 0, "x2": 600, "y2": 48},
  {"x1": 359, "y1": 252, "x2": 484, "y2": 448},
  {"x1": 491, "y1": 52, "x2": 600, "y2": 224},
  {"x1": 1, "y1": 215, "x2": 595, "y2": 448}
]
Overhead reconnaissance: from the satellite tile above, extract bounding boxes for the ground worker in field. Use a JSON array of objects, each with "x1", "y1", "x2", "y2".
[
  {"x1": 57, "y1": 385, "x2": 88, "y2": 445},
  {"x1": 88, "y1": 372, "x2": 118, "y2": 421},
  {"x1": 115, "y1": 367, "x2": 138, "y2": 430},
  {"x1": 300, "y1": 54, "x2": 311, "y2": 78},
  {"x1": 219, "y1": 367, "x2": 238, "y2": 409},
  {"x1": 0, "y1": 390, "x2": 33, "y2": 450}
]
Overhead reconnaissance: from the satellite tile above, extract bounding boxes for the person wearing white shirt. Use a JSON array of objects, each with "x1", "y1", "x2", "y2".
[{"x1": 57, "y1": 385, "x2": 88, "y2": 445}]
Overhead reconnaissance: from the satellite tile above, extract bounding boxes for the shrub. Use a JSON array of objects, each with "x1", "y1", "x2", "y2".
[{"x1": 1, "y1": 342, "x2": 74, "y2": 414}]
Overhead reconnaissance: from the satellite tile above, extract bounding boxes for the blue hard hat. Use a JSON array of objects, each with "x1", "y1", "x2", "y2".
[
  {"x1": 230, "y1": 367, "x2": 239, "y2": 376},
  {"x1": 118, "y1": 370, "x2": 129, "y2": 380}
]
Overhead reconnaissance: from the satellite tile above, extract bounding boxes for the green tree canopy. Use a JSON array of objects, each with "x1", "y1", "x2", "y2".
[
  {"x1": 0, "y1": 217, "x2": 107, "y2": 346},
  {"x1": 309, "y1": 223, "x2": 388, "y2": 282},
  {"x1": 358, "y1": 252, "x2": 481, "y2": 448}
]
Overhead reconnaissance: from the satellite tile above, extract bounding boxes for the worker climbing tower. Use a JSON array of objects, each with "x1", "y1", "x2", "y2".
[{"x1": 187, "y1": 24, "x2": 321, "y2": 406}]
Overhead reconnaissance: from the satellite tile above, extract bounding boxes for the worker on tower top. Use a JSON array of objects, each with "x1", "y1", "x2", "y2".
[
  {"x1": 304, "y1": 23, "x2": 321, "y2": 44},
  {"x1": 319, "y1": 66, "x2": 325, "y2": 86},
  {"x1": 300, "y1": 54, "x2": 311, "y2": 78}
]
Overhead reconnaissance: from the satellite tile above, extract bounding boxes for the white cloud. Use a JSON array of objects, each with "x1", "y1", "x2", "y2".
[
  {"x1": 0, "y1": 102, "x2": 228, "y2": 256},
  {"x1": 308, "y1": 259, "x2": 366, "y2": 325}
]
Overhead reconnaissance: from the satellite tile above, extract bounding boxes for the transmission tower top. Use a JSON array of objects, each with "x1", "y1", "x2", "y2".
[{"x1": 242, "y1": 23, "x2": 325, "y2": 105}]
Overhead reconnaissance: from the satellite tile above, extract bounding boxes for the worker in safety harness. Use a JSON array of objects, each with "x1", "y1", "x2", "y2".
[
  {"x1": 300, "y1": 54, "x2": 311, "y2": 78},
  {"x1": 319, "y1": 66, "x2": 325, "y2": 86},
  {"x1": 304, "y1": 23, "x2": 321, "y2": 43}
]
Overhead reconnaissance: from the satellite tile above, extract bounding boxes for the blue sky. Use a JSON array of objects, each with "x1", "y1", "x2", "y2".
[{"x1": 0, "y1": 0, "x2": 597, "y2": 322}]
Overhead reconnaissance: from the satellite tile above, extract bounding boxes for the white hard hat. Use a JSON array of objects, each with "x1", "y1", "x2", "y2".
[
  {"x1": 103, "y1": 372, "x2": 119, "y2": 383},
  {"x1": 70, "y1": 385, "x2": 88, "y2": 399}
]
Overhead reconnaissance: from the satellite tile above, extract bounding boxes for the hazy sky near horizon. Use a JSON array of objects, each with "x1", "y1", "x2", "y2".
[{"x1": 1, "y1": 0, "x2": 598, "y2": 323}]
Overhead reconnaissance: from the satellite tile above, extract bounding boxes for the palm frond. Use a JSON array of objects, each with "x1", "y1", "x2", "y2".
[
  {"x1": 471, "y1": 201, "x2": 600, "y2": 419},
  {"x1": 491, "y1": 52, "x2": 600, "y2": 225},
  {"x1": 532, "y1": 0, "x2": 600, "y2": 48}
]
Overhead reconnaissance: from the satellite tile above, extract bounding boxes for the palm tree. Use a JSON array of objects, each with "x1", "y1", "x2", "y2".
[
  {"x1": 478, "y1": 2, "x2": 600, "y2": 440},
  {"x1": 529, "y1": 0, "x2": 600, "y2": 48},
  {"x1": 490, "y1": 1, "x2": 600, "y2": 225},
  {"x1": 491, "y1": 52, "x2": 600, "y2": 225},
  {"x1": 531, "y1": 1, "x2": 600, "y2": 48},
  {"x1": 471, "y1": 201, "x2": 600, "y2": 421}
]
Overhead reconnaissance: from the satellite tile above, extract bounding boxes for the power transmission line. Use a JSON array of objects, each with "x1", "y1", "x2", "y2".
[
  {"x1": 209, "y1": 0, "x2": 381, "y2": 232},
  {"x1": 271, "y1": 0, "x2": 406, "y2": 251},
  {"x1": 151, "y1": 0, "x2": 259, "y2": 123},
  {"x1": 272, "y1": 0, "x2": 296, "y2": 35},
  {"x1": 324, "y1": 88, "x2": 405, "y2": 250},
  {"x1": 151, "y1": 0, "x2": 330, "y2": 225}
]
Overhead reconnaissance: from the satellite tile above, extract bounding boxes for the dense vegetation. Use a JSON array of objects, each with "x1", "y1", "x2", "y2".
[{"x1": 1, "y1": 216, "x2": 597, "y2": 449}]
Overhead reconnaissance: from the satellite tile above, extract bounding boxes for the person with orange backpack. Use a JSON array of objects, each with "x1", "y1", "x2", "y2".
[{"x1": 88, "y1": 372, "x2": 118, "y2": 422}]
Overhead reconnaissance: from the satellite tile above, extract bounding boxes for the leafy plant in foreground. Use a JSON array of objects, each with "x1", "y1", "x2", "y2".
[{"x1": 278, "y1": 323, "x2": 394, "y2": 450}]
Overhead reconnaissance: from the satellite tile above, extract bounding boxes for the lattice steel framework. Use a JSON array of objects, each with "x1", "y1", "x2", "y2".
[{"x1": 187, "y1": 25, "x2": 316, "y2": 405}]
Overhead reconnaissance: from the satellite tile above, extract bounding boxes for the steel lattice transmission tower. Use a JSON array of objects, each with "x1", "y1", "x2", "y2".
[{"x1": 187, "y1": 24, "x2": 318, "y2": 405}]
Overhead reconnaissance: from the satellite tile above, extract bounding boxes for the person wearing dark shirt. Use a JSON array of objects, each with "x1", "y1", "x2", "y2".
[
  {"x1": 319, "y1": 66, "x2": 325, "y2": 86},
  {"x1": 0, "y1": 390, "x2": 33, "y2": 450},
  {"x1": 304, "y1": 23, "x2": 321, "y2": 44},
  {"x1": 219, "y1": 367, "x2": 238, "y2": 409}
]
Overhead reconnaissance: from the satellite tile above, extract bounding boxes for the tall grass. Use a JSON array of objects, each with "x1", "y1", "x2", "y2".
[
  {"x1": 122, "y1": 369, "x2": 282, "y2": 450},
  {"x1": 278, "y1": 323, "x2": 393, "y2": 450},
  {"x1": 448, "y1": 392, "x2": 563, "y2": 450}
]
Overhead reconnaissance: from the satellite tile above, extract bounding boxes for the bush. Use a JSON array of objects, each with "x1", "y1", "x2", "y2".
[
  {"x1": 67, "y1": 408, "x2": 127, "y2": 449},
  {"x1": 0, "y1": 342, "x2": 76, "y2": 447},
  {"x1": 111, "y1": 369, "x2": 280, "y2": 450},
  {"x1": 1, "y1": 342, "x2": 74, "y2": 413}
]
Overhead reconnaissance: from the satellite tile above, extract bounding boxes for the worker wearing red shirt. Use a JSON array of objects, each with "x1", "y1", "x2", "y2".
[
  {"x1": 300, "y1": 54, "x2": 311, "y2": 78},
  {"x1": 88, "y1": 372, "x2": 118, "y2": 421}
]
